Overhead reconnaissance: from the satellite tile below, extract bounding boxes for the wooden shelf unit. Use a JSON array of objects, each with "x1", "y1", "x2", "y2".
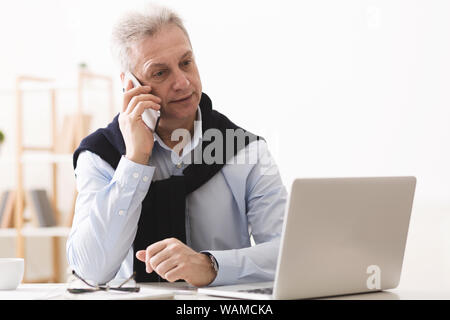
[{"x1": 13, "y1": 70, "x2": 115, "y2": 283}]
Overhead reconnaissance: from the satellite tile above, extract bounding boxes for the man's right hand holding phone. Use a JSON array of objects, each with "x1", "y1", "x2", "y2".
[{"x1": 119, "y1": 80, "x2": 161, "y2": 165}]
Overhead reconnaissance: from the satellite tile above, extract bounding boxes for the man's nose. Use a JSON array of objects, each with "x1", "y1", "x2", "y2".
[{"x1": 172, "y1": 70, "x2": 190, "y2": 90}]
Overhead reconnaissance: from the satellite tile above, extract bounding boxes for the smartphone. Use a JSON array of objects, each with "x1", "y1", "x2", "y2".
[{"x1": 124, "y1": 71, "x2": 160, "y2": 132}]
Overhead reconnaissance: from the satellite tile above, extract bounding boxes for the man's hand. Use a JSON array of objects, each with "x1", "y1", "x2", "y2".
[
  {"x1": 119, "y1": 80, "x2": 161, "y2": 165},
  {"x1": 135, "y1": 238, "x2": 217, "y2": 287}
]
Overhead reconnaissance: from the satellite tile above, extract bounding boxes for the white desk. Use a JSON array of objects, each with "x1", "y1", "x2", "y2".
[{"x1": 1, "y1": 282, "x2": 450, "y2": 300}]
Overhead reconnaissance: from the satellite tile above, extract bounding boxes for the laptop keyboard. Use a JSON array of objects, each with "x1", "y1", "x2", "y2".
[{"x1": 238, "y1": 287, "x2": 273, "y2": 295}]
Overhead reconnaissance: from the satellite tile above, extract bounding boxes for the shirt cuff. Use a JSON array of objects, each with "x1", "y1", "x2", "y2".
[
  {"x1": 112, "y1": 156, "x2": 155, "y2": 193},
  {"x1": 201, "y1": 250, "x2": 241, "y2": 287}
]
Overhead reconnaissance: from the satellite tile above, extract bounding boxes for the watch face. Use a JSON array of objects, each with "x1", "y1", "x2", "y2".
[
  {"x1": 204, "y1": 252, "x2": 218, "y2": 272},
  {"x1": 211, "y1": 256, "x2": 219, "y2": 272}
]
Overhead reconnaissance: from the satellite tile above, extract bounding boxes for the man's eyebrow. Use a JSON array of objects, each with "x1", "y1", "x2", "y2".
[
  {"x1": 146, "y1": 50, "x2": 193, "y2": 71},
  {"x1": 179, "y1": 50, "x2": 193, "y2": 60}
]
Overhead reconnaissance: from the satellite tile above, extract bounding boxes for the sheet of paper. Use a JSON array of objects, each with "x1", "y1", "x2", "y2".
[
  {"x1": 0, "y1": 283, "x2": 174, "y2": 300},
  {"x1": 0, "y1": 284, "x2": 67, "y2": 300}
]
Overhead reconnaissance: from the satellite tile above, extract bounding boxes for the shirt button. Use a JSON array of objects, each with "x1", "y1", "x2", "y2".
[
  {"x1": 119, "y1": 210, "x2": 125, "y2": 216},
  {"x1": 143, "y1": 176, "x2": 149, "y2": 182},
  {"x1": 133, "y1": 172, "x2": 139, "y2": 179}
]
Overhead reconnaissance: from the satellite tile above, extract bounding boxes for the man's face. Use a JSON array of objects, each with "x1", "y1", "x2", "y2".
[{"x1": 130, "y1": 24, "x2": 202, "y2": 123}]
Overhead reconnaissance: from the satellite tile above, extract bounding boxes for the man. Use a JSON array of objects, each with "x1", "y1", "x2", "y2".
[{"x1": 67, "y1": 4, "x2": 287, "y2": 287}]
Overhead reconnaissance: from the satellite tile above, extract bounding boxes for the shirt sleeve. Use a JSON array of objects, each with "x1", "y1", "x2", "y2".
[
  {"x1": 206, "y1": 140, "x2": 288, "y2": 286},
  {"x1": 66, "y1": 151, "x2": 155, "y2": 284}
]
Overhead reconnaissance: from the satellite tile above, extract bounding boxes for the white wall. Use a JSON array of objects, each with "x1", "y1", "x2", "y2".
[{"x1": 0, "y1": 0, "x2": 449, "y2": 283}]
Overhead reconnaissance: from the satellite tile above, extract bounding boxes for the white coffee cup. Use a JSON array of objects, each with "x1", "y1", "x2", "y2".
[{"x1": 0, "y1": 258, "x2": 24, "y2": 290}]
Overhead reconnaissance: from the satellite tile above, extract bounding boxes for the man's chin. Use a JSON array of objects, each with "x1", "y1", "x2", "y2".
[{"x1": 163, "y1": 103, "x2": 198, "y2": 122}]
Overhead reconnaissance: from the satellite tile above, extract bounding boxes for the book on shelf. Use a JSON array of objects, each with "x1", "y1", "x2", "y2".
[
  {"x1": 25, "y1": 189, "x2": 57, "y2": 227},
  {"x1": 0, "y1": 192, "x2": 8, "y2": 222},
  {"x1": 0, "y1": 190, "x2": 16, "y2": 228}
]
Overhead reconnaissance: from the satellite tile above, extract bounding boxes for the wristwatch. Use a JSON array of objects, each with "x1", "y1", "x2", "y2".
[{"x1": 202, "y1": 252, "x2": 219, "y2": 274}]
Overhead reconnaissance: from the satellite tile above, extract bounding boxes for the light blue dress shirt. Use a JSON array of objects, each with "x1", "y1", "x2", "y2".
[{"x1": 66, "y1": 105, "x2": 288, "y2": 286}]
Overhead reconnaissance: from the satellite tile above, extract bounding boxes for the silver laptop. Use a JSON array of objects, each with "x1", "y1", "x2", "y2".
[{"x1": 198, "y1": 176, "x2": 416, "y2": 299}]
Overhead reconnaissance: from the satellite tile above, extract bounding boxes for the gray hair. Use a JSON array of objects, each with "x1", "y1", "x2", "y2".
[{"x1": 110, "y1": 3, "x2": 190, "y2": 73}]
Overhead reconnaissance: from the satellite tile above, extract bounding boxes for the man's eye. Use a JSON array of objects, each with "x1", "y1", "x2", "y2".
[
  {"x1": 153, "y1": 70, "x2": 166, "y2": 78},
  {"x1": 182, "y1": 60, "x2": 191, "y2": 66}
]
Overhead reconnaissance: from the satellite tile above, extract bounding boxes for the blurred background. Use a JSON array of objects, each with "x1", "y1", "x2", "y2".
[{"x1": 0, "y1": 0, "x2": 448, "y2": 289}]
